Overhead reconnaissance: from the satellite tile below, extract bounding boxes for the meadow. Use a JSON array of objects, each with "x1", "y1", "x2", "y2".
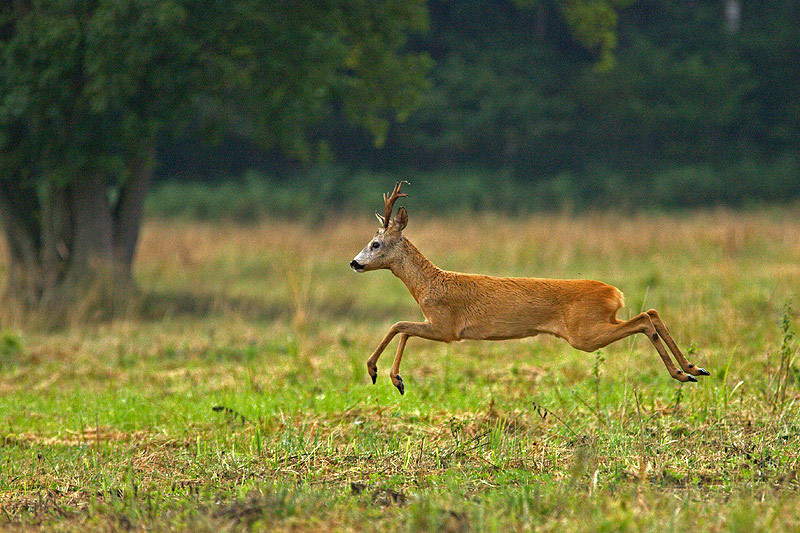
[{"x1": 2, "y1": 208, "x2": 800, "y2": 531}]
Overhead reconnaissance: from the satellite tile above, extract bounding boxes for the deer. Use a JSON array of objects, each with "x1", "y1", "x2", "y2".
[{"x1": 350, "y1": 182, "x2": 710, "y2": 395}]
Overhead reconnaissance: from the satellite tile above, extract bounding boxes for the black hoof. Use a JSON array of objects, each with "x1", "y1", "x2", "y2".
[
  {"x1": 686, "y1": 374, "x2": 698, "y2": 382},
  {"x1": 371, "y1": 374, "x2": 377, "y2": 384},
  {"x1": 696, "y1": 367, "x2": 710, "y2": 376},
  {"x1": 394, "y1": 375, "x2": 404, "y2": 395}
]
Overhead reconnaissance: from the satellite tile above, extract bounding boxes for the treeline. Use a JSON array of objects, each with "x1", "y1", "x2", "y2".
[
  {"x1": 147, "y1": 156, "x2": 799, "y2": 222},
  {"x1": 153, "y1": 0, "x2": 800, "y2": 212}
]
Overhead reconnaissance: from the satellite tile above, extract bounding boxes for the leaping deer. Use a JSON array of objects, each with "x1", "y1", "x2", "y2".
[{"x1": 350, "y1": 182, "x2": 709, "y2": 395}]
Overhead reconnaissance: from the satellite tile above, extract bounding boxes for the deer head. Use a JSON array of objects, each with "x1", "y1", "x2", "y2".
[{"x1": 350, "y1": 181, "x2": 409, "y2": 273}]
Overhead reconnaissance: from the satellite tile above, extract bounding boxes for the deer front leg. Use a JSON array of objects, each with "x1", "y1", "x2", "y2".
[
  {"x1": 366, "y1": 321, "x2": 446, "y2": 393},
  {"x1": 391, "y1": 333, "x2": 410, "y2": 395},
  {"x1": 366, "y1": 327, "x2": 399, "y2": 385}
]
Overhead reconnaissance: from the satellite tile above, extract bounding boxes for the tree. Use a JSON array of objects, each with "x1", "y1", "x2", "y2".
[
  {"x1": 0, "y1": 0, "x2": 430, "y2": 324},
  {"x1": 334, "y1": 0, "x2": 633, "y2": 172}
]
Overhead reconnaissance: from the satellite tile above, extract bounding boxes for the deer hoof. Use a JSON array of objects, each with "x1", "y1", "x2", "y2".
[
  {"x1": 371, "y1": 374, "x2": 377, "y2": 385},
  {"x1": 674, "y1": 370, "x2": 697, "y2": 383},
  {"x1": 393, "y1": 375, "x2": 404, "y2": 395},
  {"x1": 686, "y1": 364, "x2": 710, "y2": 377},
  {"x1": 367, "y1": 363, "x2": 377, "y2": 384}
]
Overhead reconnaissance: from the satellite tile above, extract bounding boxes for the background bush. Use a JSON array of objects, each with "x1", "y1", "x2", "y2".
[{"x1": 148, "y1": 154, "x2": 800, "y2": 221}]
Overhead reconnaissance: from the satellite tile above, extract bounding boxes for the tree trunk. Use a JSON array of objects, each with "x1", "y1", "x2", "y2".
[
  {"x1": 0, "y1": 177, "x2": 44, "y2": 317},
  {"x1": 1, "y1": 221, "x2": 43, "y2": 315},
  {"x1": 0, "y1": 153, "x2": 153, "y2": 327},
  {"x1": 114, "y1": 147, "x2": 155, "y2": 275},
  {"x1": 37, "y1": 175, "x2": 129, "y2": 324},
  {"x1": 40, "y1": 181, "x2": 72, "y2": 293}
]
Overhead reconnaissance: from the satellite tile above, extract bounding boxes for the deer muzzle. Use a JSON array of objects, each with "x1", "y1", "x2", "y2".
[{"x1": 350, "y1": 259, "x2": 365, "y2": 272}]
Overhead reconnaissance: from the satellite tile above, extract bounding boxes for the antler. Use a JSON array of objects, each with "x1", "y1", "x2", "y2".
[{"x1": 377, "y1": 181, "x2": 409, "y2": 228}]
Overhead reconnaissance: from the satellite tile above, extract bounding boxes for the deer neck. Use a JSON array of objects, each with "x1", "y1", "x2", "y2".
[{"x1": 389, "y1": 237, "x2": 441, "y2": 303}]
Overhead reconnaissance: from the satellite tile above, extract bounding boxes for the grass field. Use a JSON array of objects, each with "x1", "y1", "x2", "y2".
[{"x1": 2, "y1": 208, "x2": 800, "y2": 531}]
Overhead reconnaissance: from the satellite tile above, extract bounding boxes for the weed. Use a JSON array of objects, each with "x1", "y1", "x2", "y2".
[
  {"x1": 0, "y1": 329, "x2": 23, "y2": 367},
  {"x1": 773, "y1": 302, "x2": 798, "y2": 412}
]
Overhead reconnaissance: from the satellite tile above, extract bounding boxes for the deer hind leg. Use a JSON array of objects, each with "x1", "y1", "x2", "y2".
[
  {"x1": 646, "y1": 309, "x2": 709, "y2": 377},
  {"x1": 569, "y1": 312, "x2": 697, "y2": 383}
]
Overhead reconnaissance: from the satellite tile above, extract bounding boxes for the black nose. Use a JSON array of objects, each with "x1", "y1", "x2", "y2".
[{"x1": 350, "y1": 260, "x2": 362, "y2": 270}]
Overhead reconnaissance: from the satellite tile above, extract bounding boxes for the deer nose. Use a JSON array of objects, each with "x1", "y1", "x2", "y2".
[{"x1": 350, "y1": 259, "x2": 364, "y2": 272}]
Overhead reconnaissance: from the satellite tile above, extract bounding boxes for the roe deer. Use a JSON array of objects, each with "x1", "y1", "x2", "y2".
[{"x1": 350, "y1": 182, "x2": 709, "y2": 395}]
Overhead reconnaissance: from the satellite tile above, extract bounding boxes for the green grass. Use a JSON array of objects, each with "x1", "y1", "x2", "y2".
[{"x1": 2, "y1": 209, "x2": 800, "y2": 531}]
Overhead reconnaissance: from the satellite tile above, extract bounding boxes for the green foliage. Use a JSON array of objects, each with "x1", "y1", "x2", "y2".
[
  {"x1": 5, "y1": 0, "x2": 800, "y2": 211},
  {"x1": 0, "y1": 0, "x2": 431, "y2": 183},
  {"x1": 560, "y1": 0, "x2": 634, "y2": 71},
  {"x1": 307, "y1": 0, "x2": 799, "y2": 205}
]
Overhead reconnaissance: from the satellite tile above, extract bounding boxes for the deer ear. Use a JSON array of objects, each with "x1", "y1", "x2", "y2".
[{"x1": 392, "y1": 206, "x2": 408, "y2": 232}]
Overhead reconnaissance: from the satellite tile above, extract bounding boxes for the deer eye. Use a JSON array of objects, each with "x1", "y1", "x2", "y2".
[{"x1": 371, "y1": 241, "x2": 381, "y2": 250}]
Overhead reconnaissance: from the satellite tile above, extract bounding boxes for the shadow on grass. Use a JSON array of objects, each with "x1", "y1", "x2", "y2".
[
  {"x1": 138, "y1": 290, "x2": 411, "y2": 323},
  {"x1": 139, "y1": 291, "x2": 288, "y2": 321}
]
